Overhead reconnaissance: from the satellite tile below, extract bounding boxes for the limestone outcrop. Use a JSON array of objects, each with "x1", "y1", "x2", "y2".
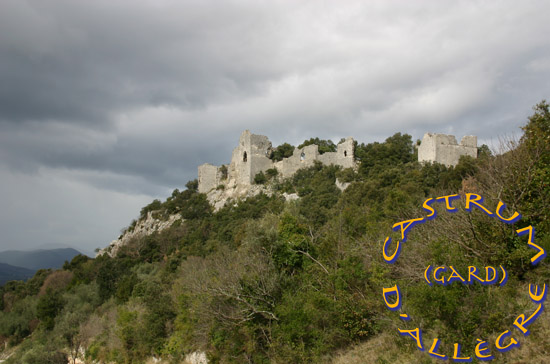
[
  {"x1": 98, "y1": 211, "x2": 181, "y2": 257},
  {"x1": 184, "y1": 351, "x2": 209, "y2": 364}
]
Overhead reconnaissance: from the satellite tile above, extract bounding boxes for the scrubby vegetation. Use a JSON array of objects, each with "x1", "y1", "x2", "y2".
[
  {"x1": 1, "y1": 101, "x2": 549, "y2": 363},
  {"x1": 298, "y1": 137, "x2": 337, "y2": 154},
  {"x1": 269, "y1": 143, "x2": 295, "y2": 162}
]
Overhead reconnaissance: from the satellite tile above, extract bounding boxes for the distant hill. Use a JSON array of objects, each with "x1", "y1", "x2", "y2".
[
  {"x1": 0, "y1": 262, "x2": 36, "y2": 286},
  {"x1": 33, "y1": 243, "x2": 94, "y2": 258},
  {"x1": 0, "y1": 248, "x2": 82, "y2": 271}
]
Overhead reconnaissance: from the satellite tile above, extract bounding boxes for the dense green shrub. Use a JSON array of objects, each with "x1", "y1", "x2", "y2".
[
  {"x1": 265, "y1": 168, "x2": 279, "y2": 179},
  {"x1": 254, "y1": 171, "x2": 267, "y2": 184},
  {"x1": 36, "y1": 289, "x2": 64, "y2": 330},
  {"x1": 269, "y1": 143, "x2": 295, "y2": 161},
  {"x1": 298, "y1": 137, "x2": 336, "y2": 154}
]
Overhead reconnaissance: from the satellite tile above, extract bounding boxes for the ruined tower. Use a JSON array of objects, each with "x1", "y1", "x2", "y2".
[
  {"x1": 417, "y1": 133, "x2": 477, "y2": 167},
  {"x1": 229, "y1": 130, "x2": 273, "y2": 186}
]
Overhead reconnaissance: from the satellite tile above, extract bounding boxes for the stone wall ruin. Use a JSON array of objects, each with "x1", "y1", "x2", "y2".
[
  {"x1": 198, "y1": 130, "x2": 479, "y2": 197},
  {"x1": 198, "y1": 130, "x2": 356, "y2": 194},
  {"x1": 417, "y1": 133, "x2": 477, "y2": 167}
]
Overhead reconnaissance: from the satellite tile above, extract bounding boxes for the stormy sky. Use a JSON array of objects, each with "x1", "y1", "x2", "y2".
[{"x1": 0, "y1": 0, "x2": 549, "y2": 254}]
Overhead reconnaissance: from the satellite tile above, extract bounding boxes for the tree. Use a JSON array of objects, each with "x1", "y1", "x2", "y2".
[
  {"x1": 355, "y1": 133, "x2": 415, "y2": 178},
  {"x1": 180, "y1": 193, "x2": 212, "y2": 219},
  {"x1": 37, "y1": 288, "x2": 65, "y2": 330},
  {"x1": 518, "y1": 100, "x2": 550, "y2": 230},
  {"x1": 219, "y1": 164, "x2": 228, "y2": 180},
  {"x1": 21, "y1": 345, "x2": 68, "y2": 364},
  {"x1": 140, "y1": 199, "x2": 162, "y2": 219},
  {"x1": 55, "y1": 284, "x2": 100, "y2": 364},
  {"x1": 270, "y1": 143, "x2": 295, "y2": 161},
  {"x1": 254, "y1": 171, "x2": 267, "y2": 184},
  {"x1": 266, "y1": 168, "x2": 279, "y2": 179},
  {"x1": 298, "y1": 137, "x2": 336, "y2": 154},
  {"x1": 186, "y1": 179, "x2": 199, "y2": 192},
  {"x1": 477, "y1": 144, "x2": 492, "y2": 158}
]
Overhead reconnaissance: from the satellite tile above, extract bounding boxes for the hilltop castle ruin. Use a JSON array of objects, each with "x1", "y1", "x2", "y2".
[
  {"x1": 101, "y1": 130, "x2": 477, "y2": 257},
  {"x1": 197, "y1": 130, "x2": 477, "y2": 208},
  {"x1": 198, "y1": 130, "x2": 355, "y2": 194}
]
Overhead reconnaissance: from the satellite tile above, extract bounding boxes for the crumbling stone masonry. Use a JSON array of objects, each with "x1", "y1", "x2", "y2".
[
  {"x1": 417, "y1": 133, "x2": 477, "y2": 167},
  {"x1": 198, "y1": 130, "x2": 478, "y2": 195},
  {"x1": 198, "y1": 130, "x2": 356, "y2": 194}
]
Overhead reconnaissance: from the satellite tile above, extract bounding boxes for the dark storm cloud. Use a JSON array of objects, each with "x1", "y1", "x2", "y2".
[
  {"x1": 0, "y1": 0, "x2": 286, "y2": 124},
  {"x1": 0, "y1": 0, "x2": 298, "y2": 194},
  {"x1": 0, "y1": 0, "x2": 549, "y2": 252}
]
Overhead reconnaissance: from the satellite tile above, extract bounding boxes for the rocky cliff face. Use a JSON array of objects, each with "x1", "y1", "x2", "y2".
[{"x1": 98, "y1": 211, "x2": 181, "y2": 257}]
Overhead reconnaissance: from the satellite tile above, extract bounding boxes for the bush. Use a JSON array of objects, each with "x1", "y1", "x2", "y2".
[
  {"x1": 266, "y1": 168, "x2": 279, "y2": 179},
  {"x1": 180, "y1": 193, "x2": 212, "y2": 219},
  {"x1": 355, "y1": 132, "x2": 415, "y2": 178},
  {"x1": 186, "y1": 179, "x2": 199, "y2": 192},
  {"x1": 254, "y1": 171, "x2": 267, "y2": 184},
  {"x1": 219, "y1": 165, "x2": 228, "y2": 180},
  {"x1": 21, "y1": 346, "x2": 68, "y2": 364},
  {"x1": 298, "y1": 137, "x2": 336, "y2": 154},
  {"x1": 140, "y1": 199, "x2": 162, "y2": 219},
  {"x1": 336, "y1": 167, "x2": 355, "y2": 183},
  {"x1": 0, "y1": 296, "x2": 37, "y2": 344},
  {"x1": 36, "y1": 289, "x2": 65, "y2": 330},
  {"x1": 270, "y1": 143, "x2": 295, "y2": 161}
]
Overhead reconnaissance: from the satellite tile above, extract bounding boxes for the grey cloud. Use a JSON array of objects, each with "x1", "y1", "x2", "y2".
[
  {"x1": 0, "y1": 168, "x2": 153, "y2": 252},
  {"x1": 0, "y1": 0, "x2": 289, "y2": 124},
  {"x1": 0, "y1": 0, "x2": 549, "y2": 252}
]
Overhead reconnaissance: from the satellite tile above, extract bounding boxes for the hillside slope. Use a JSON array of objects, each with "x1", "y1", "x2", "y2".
[{"x1": 0, "y1": 101, "x2": 549, "y2": 364}]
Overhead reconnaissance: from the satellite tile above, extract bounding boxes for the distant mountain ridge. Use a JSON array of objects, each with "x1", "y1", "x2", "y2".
[
  {"x1": 0, "y1": 262, "x2": 35, "y2": 286},
  {"x1": 0, "y1": 248, "x2": 82, "y2": 271}
]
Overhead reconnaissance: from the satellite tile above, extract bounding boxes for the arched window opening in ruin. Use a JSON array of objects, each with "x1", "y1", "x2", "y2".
[
  {"x1": 344, "y1": 151, "x2": 347, "y2": 157},
  {"x1": 300, "y1": 151, "x2": 305, "y2": 161},
  {"x1": 243, "y1": 152, "x2": 247, "y2": 162}
]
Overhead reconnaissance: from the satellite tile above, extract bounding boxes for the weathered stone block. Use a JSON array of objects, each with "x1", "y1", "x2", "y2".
[{"x1": 418, "y1": 133, "x2": 477, "y2": 167}]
